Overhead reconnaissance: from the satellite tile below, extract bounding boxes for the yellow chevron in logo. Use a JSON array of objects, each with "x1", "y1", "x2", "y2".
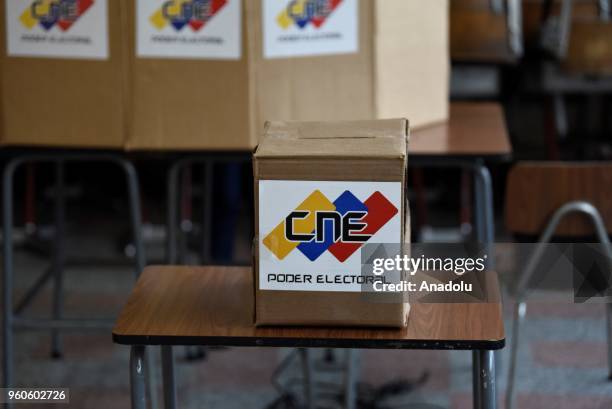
[
  {"x1": 20, "y1": 0, "x2": 52, "y2": 29},
  {"x1": 263, "y1": 190, "x2": 335, "y2": 260}
]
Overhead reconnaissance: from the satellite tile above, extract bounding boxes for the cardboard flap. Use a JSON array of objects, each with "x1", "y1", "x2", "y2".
[
  {"x1": 264, "y1": 119, "x2": 408, "y2": 139},
  {"x1": 256, "y1": 119, "x2": 409, "y2": 159}
]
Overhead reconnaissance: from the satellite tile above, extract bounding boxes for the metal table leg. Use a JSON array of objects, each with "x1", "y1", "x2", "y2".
[
  {"x1": 164, "y1": 154, "x2": 249, "y2": 401},
  {"x1": 2, "y1": 160, "x2": 18, "y2": 399},
  {"x1": 131, "y1": 346, "x2": 147, "y2": 409},
  {"x1": 472, "y1": 351, "x2": 481, "y2": 409},
  {"x1": 472, "y1": 161, "x2": 494, "y2": 265},
  {"x1": 187, "y1": 163, "x2": 214, "y2": 361},
  {"x1": 118, "y1": 158, "x2": 157, "y2": 409},
  {"x1": 505, "y1": 301, "x2": 526, "y2": 409},
  {"x1": 607, "y1": 303, "x2": 612, "y2": 380},
  {"x1": 473, "y1": 168, "x2": 485, "y2": 244},
  {"x1": 471, "y1": 161, "x2": 496, "y2": 409},
  {"x1": 344, "y1": 349, "x2": 358, "y2": 409},
  {"x1": 409, "y1": 157, "x2": 499, "y2": 409},
  {"x1": 167, "y1": 160, "x2": 197, "y2": 361},
  {"x1": 201, "y1": 162, "x2": 213, "y2": 264},
  {"x1": 161, "y1": 346, "x2": 177, "y2": 409},
  {"x1": 167, "y1": 159, "x2": 184, "y2": 265},
  {"x1": 51, "y1": 160, "x2": 65, "y2": 358},
  {"x1": 474, "y1": 350, "x2": 496, "y2": 409},
  {"x1": 144, "y1": 349, "x2": 158, "y2": 409},
  {"x1": 118, "y1": 158, "x2": 146, "y2": 278},
  {"x1": 299, "y1": 348, "x2": 315, "y2": 409}
]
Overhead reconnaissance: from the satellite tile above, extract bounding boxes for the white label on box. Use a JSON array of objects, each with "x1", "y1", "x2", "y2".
[
  {"x1": 262, "y1": 0, "x2": 358, "y2": 59},
  {"x1": 6, "y1": 0, "x2": 109, "y2": 60},
  {"x1": 259, "y1": 180, "x2": 401, "y2": 292},
  {"x1": 136, "y1": 0, "x2": 241, "y2": 60}
]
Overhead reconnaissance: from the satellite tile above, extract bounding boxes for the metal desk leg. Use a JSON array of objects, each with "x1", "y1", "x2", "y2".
[
  {"x1": 167, "y1": 160, "x2": 182, "y2": 265},
  {"x1": 167, "y1": 160, "x2": 200, "y2": 360},
  {"x1": 161, "y1": 346, "x2": 177, "y2": 409},
  {"x1": 51, "y1": 160, "x2": 65, "y2": 358},
  {"x1": 3, "y1": 160, "x2": 17, "y2": 399},
  {"x1": 472, "y1": 162, "x2": 496, "y2": 409},
  {"x1": 144, "y1": 349, "x2": 159, "y2": 409},
  {"x1": 118, "y1": 158, "x2": 157, "y2": 409},
  {"x1": 131, "y1": 346, "x2": 147, "y2": 409},
  {"x1": 201, "y1": 162, "x2": 213, "y2": 264},
  {"x1": 473, "y1": 169, "x2": 485, "y2": 243},
  {"x1": 607, "y1": 303, "x2": 612, "y2": 380},
  {"x1": 472, "y1": 351, "x2": 481, "y2": 409},
  {"x1": 299, "y1": 348, "x2": 315, "y2": 409},
  {"x1": 344, "y1": 349, "x2": 358, "y2": 409},
  {"x1": 472, "y1": 162, "x2": 494, "y2": 263},
  {"x1": 506, "y1": 302, "x2": 526, "y2": 409},
  {"x1": 118, "y1": 159, "x2": 146, "y2": 278},
  {"x1": 187, "y1": 163, "x2": 214, "y2": 361},
  {"x1": 474, "y1": 350, "x2": 496, "y2": 409}
]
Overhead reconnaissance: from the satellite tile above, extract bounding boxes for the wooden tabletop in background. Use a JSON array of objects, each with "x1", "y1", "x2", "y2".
[
  {"x1": 113, "y1": 266, "x2": 505, "y2": 350},
  {"x1": 410, "y1": 102, "x2": 512, "y2": 158}
]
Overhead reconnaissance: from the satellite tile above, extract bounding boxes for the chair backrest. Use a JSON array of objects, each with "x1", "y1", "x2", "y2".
[
  {"x1": 450, "y1": 0, "x2": 523, "y2": 62},
  {"x1": 564, "y1": 19, "x2": 612, "y2": 75},
  {"x1": 537, "y1": 0, "x2": 612, "y2": 74},
  {"x1": 505, "y1": 162, "x2": 612, "y2": 236}
]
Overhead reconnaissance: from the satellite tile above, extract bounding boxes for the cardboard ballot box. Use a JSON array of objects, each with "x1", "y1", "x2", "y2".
[
  {"x1": 0, "y1": 0, "x2": 125, "y2": 148},
  {"x1": 126, "y1": 0, "x2": 448, "y2": 150},
  {"x1": 253, "y1": 119, "x2": 410, "y2": 327}
]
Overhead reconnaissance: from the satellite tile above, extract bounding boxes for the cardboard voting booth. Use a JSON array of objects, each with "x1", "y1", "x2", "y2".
[
  {"x1": 126, "y1": 0, "x2": 448, "y2": 150},
  {"x1": 0, "y1": 0, "x2": 125, "y2": 148}
]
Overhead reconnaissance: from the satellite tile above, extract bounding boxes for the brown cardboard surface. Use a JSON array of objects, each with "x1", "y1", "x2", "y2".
[
  {"x1": 253, "y1": 119, "x2": 409, "y2": 327},
  {"x1": 0, "y1": 0, "x2": 126, "y2": 148},
  {"x1": 255, "y1": 119, "x2": 408, "y2": 159},
  {"x1": 248, "y1": 0, "x2": 374, "y2": 134},
  {"x1": 126, "y1": 59, "x2": 253, "y2": 150},
  {"x1": 262, "y1": 118, "x2": 408, "y2": 141},
  {"x1": 375, "y1": 0, "x2": 449, "y2": 129},
  {"x1": 127, "y1": 0, "x2": 447, "y2": 151},
  {"x1": 124, "y1": 0, "x2": 254, "y2": 151},
  {"x1": 0, "y1": 1, "x2": 447, "y2": 150},
  {"x1": 254, "y1": 283, "x2": 409, "y2": 327}
]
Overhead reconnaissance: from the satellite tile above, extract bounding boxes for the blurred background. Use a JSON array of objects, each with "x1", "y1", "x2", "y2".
[{"x1": 2, "y1": 0, "x2": 612, "y2": 408}]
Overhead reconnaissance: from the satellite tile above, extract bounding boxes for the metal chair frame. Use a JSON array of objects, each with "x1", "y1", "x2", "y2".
[
  {"x1": 163, "y1": 154, "x2": 249, "y2": 409},
  {"x1": 553, "y1": 0, "x2": 612, "y2": 60},
  {"x1": 507, "y1": 0, "x2": 524, "y2": 57},
  {"x1": 487, "y1": 0, "x2": 524, "y2": 57},
  {"x1": 505, "y1": 200, "x2": 612, "y2": 409},
  {"x1": 1, "y1": 152, "x2": 153, "y2": 409},
  {"x1": 540, "y1": 0, "x2": 612, "y2": 141}
]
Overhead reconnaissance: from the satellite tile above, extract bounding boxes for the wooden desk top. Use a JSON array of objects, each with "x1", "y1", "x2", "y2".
[
  {"x1": 113, "y1": 266, "x2": 505, "y2": 350},
  {"x1": 410, "y1": 102, "x2": 512, "y2": 158}
]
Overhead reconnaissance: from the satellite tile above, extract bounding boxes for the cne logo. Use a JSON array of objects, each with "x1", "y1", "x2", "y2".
[
  {"x1": 20, "y1": 0, "x2": 94, "y2": 31},
  {"x1": 276, "y1": 0, "x2": 342, "y2": 30},
  {"x1": 263, "y1": 190, "x2": 398, "y2": 262},
  {"x1": 150, "y1": 0, "x2": 228, "y2": 32}
]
